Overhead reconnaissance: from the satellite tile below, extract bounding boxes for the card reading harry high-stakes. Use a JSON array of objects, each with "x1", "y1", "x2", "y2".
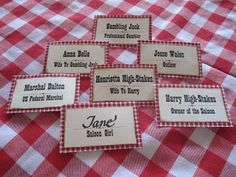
[
  {"x1": 7, "y1": 74, "x2": 79, "y2": 113},
  {"x1": 155, "y1": 84, "x2": 232, "y2": 127}
]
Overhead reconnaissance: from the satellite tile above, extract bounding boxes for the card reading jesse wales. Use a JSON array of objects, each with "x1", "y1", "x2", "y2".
[
  {"x1": 138, "y1": 41, "x2": 202, "y2": 79},
  {"x1": 92, "y1": 15, "x2": 151, "y2": 46},
  {"x1": 91, "y1": 64, "x2": 158, "y2": 102},
  {"x1": 60, "y1": 103, "x2": 142, "y2": 153},
  {"x1": 155, "y1": 84, "x2": 232, "y2": 127},
  {"x1": 44, "y1": 41, "x2": 108, "y2": 74},
  {"x1": 7, "y1": 74, "x2": 79, "y2": 113}
]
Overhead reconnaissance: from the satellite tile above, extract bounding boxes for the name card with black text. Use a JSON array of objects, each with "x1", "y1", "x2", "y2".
[
  {"x1": 93, "y1": 15, "x2": 151, "y2": 46},
  {"x1": 44, "y1": 41, "x2": 108, "y2": 74},
  {"x1": 60, "y1": 103, "x2": 141, "y2": 153},
  {"x1": 138, "y1": 41, "x2": 202, "y2": 78},
  {"x1": 7, "y1": 74, "x2": 79, "y2": 113},
  {"x1": 155, "y1": 84, "x2": 232, "y2": 127},
  {"x1": 91, "y1": 65, "x2": 158, "y2": 102}
]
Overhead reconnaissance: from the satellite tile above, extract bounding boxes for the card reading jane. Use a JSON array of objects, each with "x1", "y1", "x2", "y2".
[
  {"x1": 138, "y1": 41, "x2": 202, "y2": 78},
  {"x1": 44, "y1": 41, "x2": 108, "y2": 74},
  {"x1": 155, "y1": 84, "x2": 232, "y2": 127},
  {"x1": 93, "y1": 15, "x2": 151, "y2": 46},
  {"x1": 91, "y1": 64, "x2": 158, "y2": 102},
  {"x1": 60, "y1": 102, "x2": 142, "y2": 153},
  {"x1": 7, "y1": 74, "x2": 79, "y2": 113}
]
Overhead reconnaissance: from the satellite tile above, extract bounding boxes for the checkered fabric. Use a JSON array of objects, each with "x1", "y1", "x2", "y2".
[{"x1": 0, "y1": 1, "x2": 236, "y2": 176}]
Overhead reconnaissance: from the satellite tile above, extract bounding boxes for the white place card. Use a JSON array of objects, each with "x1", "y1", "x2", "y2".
[
  {"x1": 60, "y1": 102, "x2": 142, "y2": 153},
  {"x1": 91, "y1": 64, "x2": 158, "y2": 102},
  {"x1": 44, "y1": 41, "x2": 108, "y2": 74},
  {"x1": 93, "y1": 15, "x2": 152, "y2": 46},
  {"x1": 155, "y1": 84, "x2": 232, "y2": 127},
  {"x1": 138, "y1": 41, "x2": 202, "y2": 78},
  {"x1": 7, "y1": 74, "x2": 79, "y2": 113}
]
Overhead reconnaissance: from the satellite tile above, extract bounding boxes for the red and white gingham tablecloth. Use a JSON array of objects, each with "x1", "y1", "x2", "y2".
[{"x1": 0, "y1": 1, "x2": 236, "y2": 176}]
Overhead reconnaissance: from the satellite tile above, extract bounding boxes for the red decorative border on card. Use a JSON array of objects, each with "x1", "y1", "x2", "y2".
[
  {"x1": 154, "y1": 84, "x2": 233, "y2": 127},
  {"x1": 43, "y1": 40, "x2": 109, "y2": 76},
  {"x1": 60, "y1": 102, "x2": 142, "y2": 153},
  {"x1": 92, "y1": 15, "x2": 152, "y2": 48},
  {"x1": 137, "y1": 40, "x2": 203, "y2": 79},
  {"x1": 7, "y1": 74, "x2": 80, "y2": 113},
  {"x1": 90, "y1": 64, "x2": 158, "y2": 105}
]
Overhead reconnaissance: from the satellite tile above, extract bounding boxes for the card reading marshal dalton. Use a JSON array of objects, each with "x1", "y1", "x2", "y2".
[
  {"x1": 45, "y1": 41, "x2": 108, "y2": 74},
  {"x1": 7, "y1": 74, "x2": 79, "y2": 113},
  {"x1": 93, "y1": 15, "x2": 151, "y2": 46}
]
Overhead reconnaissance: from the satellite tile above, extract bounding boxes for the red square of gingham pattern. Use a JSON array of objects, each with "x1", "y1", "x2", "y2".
[
  {"x1": 92, "y1": 15, "x2": 152, "y2": 48},
  {"x1": 59, "y1": 102, "x2": 142, "y2": 153},
  {"x1": 137, "y1": 40, "x2": 203, "y2": 79},
  {"x1": 154, "y1": 84, "x2": 233, "y2": 127},
  {"x1": 90, "y1": 64, "x2": 158, "y2": 106},
  {"x1": 43, "y1": 40, "x2": 109, "y2": 77},
  {"x1": 6, "y1": 74, "x2": 80, "y2": 113}
]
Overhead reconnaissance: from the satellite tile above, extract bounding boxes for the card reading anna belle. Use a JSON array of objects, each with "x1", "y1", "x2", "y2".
[
  {"x1": 60, "y1": 103, "x2": 142, "y2": 153},
  {"x1": 93, "y1": 15, "x2": 151, "y2": 46},
  {"x1": 7, "y1": 74, "x2": 79, "y2": 113},
  {"x1": 44, "y1": 41, "x2": 108, "y2": 74},
  {"x1": 156, "y1": 84, "x2": 232, "y2": 127},
  {"x1": 91, "y1": 65, "x2": 158, "y2": 102},
  {"x1": 138, "y1": 41, "x2": 202, "y2": 78}
]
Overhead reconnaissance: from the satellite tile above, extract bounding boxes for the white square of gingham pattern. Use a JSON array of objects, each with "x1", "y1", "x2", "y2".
[
  {"x1": 59, "y1": 102, "x2": 142, "y2": 153},
  {"x1": 43, "y1": 40, "x2": 109, "y2": 77},
  {"x1": 154, "y1": 84, "x2": 233, "y2": 127},
  {"x1": 6, "y1": 74, "x2": 80, "y2": 113},
  {"x1": 92, "y1": 15, "x2": 152, "y2": 48},
  {"x1": 137, "y1": 40, "x2": 203, "y2": 79},
  {"x1": 89, "y1": 64, "x2": 158, "y2": 105}
]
